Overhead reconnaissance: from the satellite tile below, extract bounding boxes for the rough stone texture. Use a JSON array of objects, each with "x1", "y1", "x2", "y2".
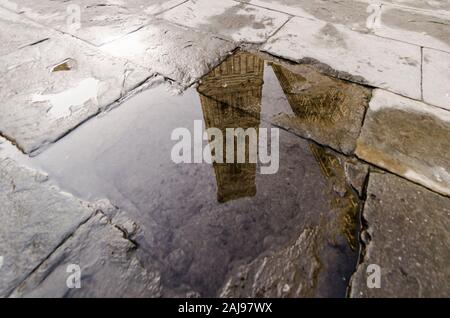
[
  {"x1": 374, "y1": 6, "x2": 450, "y2": 53},
  {"x1": 0, "y1": 0, "x2": 186, "y2": 46},
  {"x1": 262, "y1": 16, "x2": 422, "y2": 100},
  {"x1": 101, "y1": 20, "x2": 237, "y2": 87},
  {"x1": 10, "y1": 213, "x2": 162, "y2": 298},
  {"x1": 350, "y1": 171, "x2": 450, "y2": 298},
  {"x1": 161, "y1": 0, "x2": 289, "y2": 43},
  {"x1": 423, "y1": 48, "x2": 450, "y2": 111},
  {"x1": 356, "y1": 89, "x2": 450, "y2": 197},
  {"x1": 243, "y1": 0, "x2": 450, "y2": 52},
  {"x1": 0, "y1": 34, "x2": 151, "y2": 154},
  {"x1": 371, "y1": 0, "x2": 450, "y2": 12},
  {"x1": 0, "y1": 158, "x2": 93, "y2": 297},
  {"x1": 0, "y1": 7, "x2": 53, "y2": 57}
]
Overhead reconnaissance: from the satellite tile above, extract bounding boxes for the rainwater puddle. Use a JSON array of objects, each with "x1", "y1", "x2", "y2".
[{"x1": 33, "y1": 51, "x2": 365, "y2": 297}]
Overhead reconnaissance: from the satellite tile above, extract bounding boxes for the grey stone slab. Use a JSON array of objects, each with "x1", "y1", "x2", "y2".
[
  {"x1": 350, "y1": 171, "x2": 450, "y2": 298},
  {"x1": 0, "y1": 158, "x2": 93, "y2": 297},
  {"x1": 101, "y1": 20, "x2": 237, "y2": 87},
  {"x1": 242, "y1": 0, "x2": 450, "y2": 52},
  {"x1": 262, "y1": 16, "x2": 422, "y2": 99},
  {"x1": 160, "y1": 0, "x2": 289, "y2": 43},
  {"x1": 0, "y1": 7, "x2": 53, "y2": 57},
  {"x1": 0, "y1": 0, "x2": 185, "y2": 46},
  {"x1": 423, "y1": 48, "x2": 450, "y2": 111},
  {"x1": 10, "y1": 213, "x2": 162, "y2": 298},
  {"x1": 374, "y1": 5, "x2": 450, "y2": 53},
  {"x1": 0, "y1": 34, "x2": 151, "y2": 154},
  {"x1": 356, "y1": 89, "x2": 450, "y2": 197}
]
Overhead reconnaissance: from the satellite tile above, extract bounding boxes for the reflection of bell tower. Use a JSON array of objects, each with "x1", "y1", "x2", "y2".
[
  {"x1": 271, "y1": 63, "x2": 346, "y2": 123},
  {"x1": 197, "y1": 51, "x2": 264, "y2": 203}
]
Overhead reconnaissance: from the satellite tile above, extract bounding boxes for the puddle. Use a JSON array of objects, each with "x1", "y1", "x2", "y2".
[
  {"x1": 32, "y1": 78, "x2": 99, "y2": 118},
  {"x1": 33, "y1": 51, "x2": 365, "y2": 297}
]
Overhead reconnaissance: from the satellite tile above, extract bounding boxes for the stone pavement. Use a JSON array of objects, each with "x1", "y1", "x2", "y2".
[{"x1": 0, "y1": 0, "x2": 449, "y2": 298}]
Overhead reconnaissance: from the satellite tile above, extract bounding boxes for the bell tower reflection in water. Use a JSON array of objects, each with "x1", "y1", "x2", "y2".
[{"x1": 197, "y1": 51, "x2": 264, "y2": 203}]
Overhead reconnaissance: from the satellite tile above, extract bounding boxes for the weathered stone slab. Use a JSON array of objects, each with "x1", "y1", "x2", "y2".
[
  {"x1": 101, "y1": 21, "x2": 237, "y2": 87},
  {"x1": 356, "y1": 89, "x2": 450, "y2": 197},
  {"x1": 350, "y1": 171, "x2": 450, "y2": 298},
  {"x1": 0, "y1": 158, "x2": 93, "y2": 297},
  {"x1": 245, "y1": 0, "x2": 450, "y2": 52},
  {"x1": 262, "y1": 16, "x2": 422, "y2": 99},
  {"x1": 160, "y1": 0, "x2": 289, "y2": 43},
  {"x1": 0, "y1": 0, "x2": 185, "y2": 46},
  {"x1": 0, "y1": 7, "x2": 53, "y2": 57},
  {"x1": 10, "y1": 213, "x2": 161, "y2": 298},
  {"x1": 0, "y1": 35, "x2": 151, "y2": 154},
  {"x1": 367, "y1": 0, "x2": 450, "y2": 13},
  {"x1": 423, "y1": 48, "x2": 450, "y2": 111},
  {"x1": 374, "y1": 6, "x2": 450, "y2": 53}
]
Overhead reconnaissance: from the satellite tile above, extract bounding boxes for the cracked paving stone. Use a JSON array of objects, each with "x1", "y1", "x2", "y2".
[
  {"x1": 10, "y1": 212, "x2": 162, "y2": 298},
  {"x1": 0, "y1": 7, "x2": 54, "y2": 57},
  {"x1": 0, "y1": 34, "x2": 152, "y2": 154},
  {"x1": 0, "y1": 157, "x2": 93, "y2": 297},
  {"x1": 356, "y1": 89, "x2": 450, "y2": 197},
  {"x1": 160, "y1": 0, "x2": 289, "y2": 43},
  {"x1": 423, "y1": 48, "x2": 450, "y2": 111},
  {"x1": 101, "y1": 20, "x2": 237, "y2": 87},
  {"x1": 262, "y1": 16, "x2": 422, "y2": 100},
  {"x1": 350, "y1": 171, "x2": 450, "y2": 298},
  {"x1": 1, "y1": 0, "x2": 185, "y2": 46}
]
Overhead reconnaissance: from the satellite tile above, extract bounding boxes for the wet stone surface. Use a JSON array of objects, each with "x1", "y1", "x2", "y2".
[
  {"x1": 0, "y1": 156, "x2": 93, "y2": 297},
  {"x1": 31, "y1": 51, "x2": 368, "y2": 297},
  {"x1": 350, "y1": 171, "x2": 450, "y2": 298},
  {"x1": 3, "y1": 0, "x2": 186, "y2": 46},
  {"x1": 356, "y1": 89, "x2": 450, "y2": 196},
  {"x1": 0, "y1": 35, "x2": 151, "y2": 154}
]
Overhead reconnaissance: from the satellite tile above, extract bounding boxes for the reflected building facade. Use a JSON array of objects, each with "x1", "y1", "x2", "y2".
[{"x1": 197, "y1": 51, "x2": 264, "y2": 203}]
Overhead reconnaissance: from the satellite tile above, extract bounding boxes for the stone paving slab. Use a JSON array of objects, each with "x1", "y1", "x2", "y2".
[
  {"x1": 0, "y1": 34, "x2": 152, "y2": 154},
  {"x1": 0, "y1": 7, "x2": 53, "y2": 57},
  {"x1": 356, "y1": 89, "x2": 450, "y2": 197},
  {"x1": 373, "y1": 5, "x2": 450, "y2": 53},
  {"x1": 160, "y1": 0, "x2": 290, "y2": 43},
  {"x1": 350, "y1": 171, "x2": 450, "y2": 298},
  {"x1": 101, "y1": 20, "x2": 237, "y2": 87},
  {"x1": 262, "y1": 16, "x2": 422, "y2": 100},
  {"x1": 423, "y1": 48, "x2": 450, "y2": 111},
  {"x1": 242, "y1": 0, "x2": 450, "y2": 52},
  {"x1": 0, "y1": 0, "x2": 186, "y2": 46},
  {"x1": 369, "y1": 0, "x2": 450, "y2": 13},
  {"x1": 10, "y1": 212, "x2": 162, "y2": 298},
  {"x1": 0, "y1": 157, "x2": 93, "y2": 297}
]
